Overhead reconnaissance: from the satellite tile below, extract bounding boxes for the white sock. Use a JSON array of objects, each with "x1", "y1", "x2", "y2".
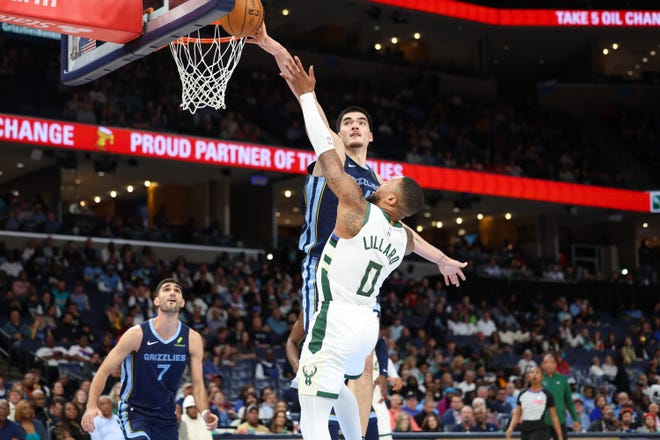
[{"x1": 334, "y1": 383, "x2": 362, "y2": 440}]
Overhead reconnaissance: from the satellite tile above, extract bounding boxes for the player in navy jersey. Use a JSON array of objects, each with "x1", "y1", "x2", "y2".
[
  {"x1": 81, "y1": 278, "x2": 218, "y2": 439},
  {"x1": 506, "y1": 366, "x2": 564, "y2": 440},
  {"x1": 251, "y1": 25, "x2": 467, "y2": 439}
]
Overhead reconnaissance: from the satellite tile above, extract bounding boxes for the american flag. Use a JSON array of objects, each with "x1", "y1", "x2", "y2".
[{"x1": 80, "y1": 38, "x2": 96, "y2": 55}]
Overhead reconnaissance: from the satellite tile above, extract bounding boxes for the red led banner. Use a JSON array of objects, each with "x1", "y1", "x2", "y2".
[
  {"x1": 369, "y1": 0, "x2": 660, "y2": 27},
  {"x1": 0, "y1": 113, "x2": 651, "y2": 212}
]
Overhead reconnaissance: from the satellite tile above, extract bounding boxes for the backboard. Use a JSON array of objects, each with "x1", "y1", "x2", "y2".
[{"x1": 60, "y1": 0, "x2": 234, "y2": 86}]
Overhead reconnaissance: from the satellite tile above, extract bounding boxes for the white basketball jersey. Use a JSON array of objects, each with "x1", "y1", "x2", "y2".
[{"x1": 316, "y1": 203, "x2": 408, "y2": 308}]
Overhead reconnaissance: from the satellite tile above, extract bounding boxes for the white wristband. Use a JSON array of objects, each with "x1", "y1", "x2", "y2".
[
  {"x1": 201, "y1": 409, "x2": 209, "y2": 420},
  {"x1": 300, "y1": 93, "x2": 335, "y2": 156}
]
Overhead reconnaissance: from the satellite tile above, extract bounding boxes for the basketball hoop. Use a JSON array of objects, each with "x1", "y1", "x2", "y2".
[{"x1": 170, "y1": 23, "x2": 246, "y2": 114}]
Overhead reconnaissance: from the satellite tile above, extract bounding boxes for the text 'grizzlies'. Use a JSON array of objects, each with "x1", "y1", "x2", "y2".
[
  {"x1": 362, "y1": 235, "x2": 400, "y2": 265},
  {"x1": 143, "y1": 353, "x2": 187, "y2": 362}
]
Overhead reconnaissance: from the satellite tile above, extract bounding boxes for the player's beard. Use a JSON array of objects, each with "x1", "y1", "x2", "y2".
[{"x1": 159, "y1": 298, "x2": 181, "y2": 315}]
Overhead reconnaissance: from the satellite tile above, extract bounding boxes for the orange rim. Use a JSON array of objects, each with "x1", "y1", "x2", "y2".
[{"x1": 171, "y1": 35, "x2": 238, "y2": 44}]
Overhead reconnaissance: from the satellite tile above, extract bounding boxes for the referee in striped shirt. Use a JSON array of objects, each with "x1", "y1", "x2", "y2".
[{"x1": 506, "y1": 366, "x2": 564, "y2": 440}]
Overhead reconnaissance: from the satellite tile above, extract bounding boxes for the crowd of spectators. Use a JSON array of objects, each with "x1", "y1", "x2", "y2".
[
  {"x1": 0, "y1": 36, "x2": 647, "y2": 191},
  {"x1": 0, "y1": 234, "x2": 657, "y2": 438}
]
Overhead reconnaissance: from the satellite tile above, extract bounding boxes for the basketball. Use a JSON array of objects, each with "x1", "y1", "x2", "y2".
[{"x1": 219, "y1": 0, "x2": 264, "y2": 38}]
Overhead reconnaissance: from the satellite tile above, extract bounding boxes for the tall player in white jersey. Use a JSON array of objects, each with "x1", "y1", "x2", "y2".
[{"x1": 280, "y1": 56, "x2": 425, "y2": 440}]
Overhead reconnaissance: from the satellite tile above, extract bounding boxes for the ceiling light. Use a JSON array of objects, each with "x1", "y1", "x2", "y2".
[
  {"x1": 79, "y1": 200, "x2": 86, "y2": 207},
  {"x1": 643, "y1": 222, "x2": 649, "y2": 228},
  {"x1": 144, "y1": 180, "x2": 151, "y2": 187},
  {"x1": 456, "y1": 217, "x2": 463, "y2": 224},
  {"x1": 423, "y1": 212, "x2": 431, "y2": 218},
  {"x1": 75, "y1": 179, "x2": 81, "y2": 185},
  {"x1": 127, "y1": 185, "x2": 134, "y2": 193},
  {"x1": 266, "y1": 253, "x2": 274, "y2": 261},
  {"x1": 477, "y1": 213, "x2": 484, "y2": 220},
  {"x1": 612, "y1": 43, "x2": 619, "y2": 50},
  {"x1": 416, "y1": 225, "x2": 423, "y2": 232},
  {"x1": 374, "y1": 43, "x2": 382, "y2": 51},
  {"x1": 94, "y1": 196, "x2": 101, "y2": 203},
  {"x1": 643, "y1": 57, "x2": 649, "y2": 63},
  {"x1": 284, "y1": 190, "x2": 292, "y2": 198},
  {"x1": 435, "y1": 221, "x2": 443, "y2": 229},
  {"x1": 281, "y1": 9, "x2": 289, "y2": 16},
  {"x1": 651, "y1": 50, "x2": 657, "y2": 56},
  {"x1": 16, "y1": 163, "x2": 24, "y2": 168},
  {"x1": 110, "y1": 190, "x2": 117, "y2": 198},
  {"x1": 628, "y1": 70, "x2": 633, "y2": 76},
  {"x1": 413, "y1": 32, "x2": 421, "y2": 39},
  {"x1": 275, "y1": 212, "x2": 281, "y2": 217},
  {"x1": 458, "y1": 228, "x2": 466, "y2": 236},
  {"x1": 505, "y1": 212, "x2": 512, "y2": 220},
  {"x1": 635, "y1": 64, "x2": 640, "y2": 69},
  {"x1": 391, "y1": 37, "x2": 398, "y2": 44},
  {"x1": 292, "y1": 206, "x2": 300, "y2": 213},
  {"x1": 602, "y1": 48, "x2": 609, "y2": 55}
]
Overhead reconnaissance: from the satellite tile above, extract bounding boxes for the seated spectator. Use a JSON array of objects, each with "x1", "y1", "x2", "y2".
[
  {"x1": 476, "y1": 311, "x2": 498, "y2": 337},
  {"x1": 0, "y1": 399, "x2": 22, "y2": 438},
  {"x1": 268, "y1": 410, "x2": 290, "y2": 434},
  {"x1": 517, "y1": 349, "x2": 537, "y2": 374},
  {"x1": 236, "y1": 404, "x2": 270, "y2": 434},
  {"x1": 419, "y1": 413, "x2": 442, "y2": 432},
  {"x1": 637, "y1": 412, "x2": 657, "y2": 433},
  {"x1": 441, "y1": 395, "x2": 464, "y2": 427},
  {"x1": 452, "y1": 406, "x2": 475, "y2": 432},
  {"x1": 254, "y1": 349, "x2": 282, "y2": 380},
  {"x1": 90, "y1": 395, "x2": 122, "y2": 440},
  {"x1": 457, "y1": 370, "x2": 477, "y2": 397},
  {"x1": 3, "y1": 309, "x2": 28, "y2": 348},
  {"x1": 179, "y1": 395, "x2": 212, "y2": 440},
  {"x1": 69, "y1": 283, "x2": 90, "y2": 312},
  {"x1": 588, "y1": 404, "x2": 619, "y2": 432},
  {"x1": 589, "y1": 356, "x2": 605, "y2": 377},
  {"x1": 209, "y1": 390, "x2": 235, "y2": 427},
  {"x1": 394, "y1": 411, "x2": 419, "y2": 432},
  {"x1": 491, "y1": 387, "x2": 513, "y2": 416},
  {"x1": 14, "y1": 399, "x2": 48, "y2": 440},
  {"x1": 414, "y1": 393, "x2": 438, "y2": 427},
  {"x1": 402, "y1": 391, "x2": 421, "y2": 417},
  {"x1": 30, "y1": 390, "x2": 48, "y2": 429},
  {"x1": 619, "y1": 407, "x2": 636, "y2": 433},
  {"x1": 472, "y1": 406, "x2": 499, "y2": 432},
  {"x1": 601, "y1": 355, "x2": 618, "y2": 377},
  {"x1": 566, "y1": 397, "x2": 591, "y2": 430}
]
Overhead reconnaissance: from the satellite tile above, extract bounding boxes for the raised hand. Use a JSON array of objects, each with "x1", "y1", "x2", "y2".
[
  {"x1": 437, "y1": 255, "x2": 468, "y2": 287},
  {"x1": 279, "y1": 56, "x2": 316, "y2": 97}
]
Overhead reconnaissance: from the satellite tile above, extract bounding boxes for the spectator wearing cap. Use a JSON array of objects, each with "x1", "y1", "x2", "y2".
[
  {"x1": 236, "y1": 404, "x2": 270, "y2": 434},
  {"x1": 638, "y1": 412, "x2": 658, "y2": 432},
  {"x1": 619, "y1": 407, "x2": 636, "y2": 433},
  {"x1": 179, "y1": 395, "x2": 213, "y2": 440},
  {"x1": 436, "y1": 385, "x2": 456, "y2": 416},
  {"x1": 566, "y1": 397, "x2": 590, "y2": 431},
  {"x1": 402, "y1": 391, "x2": 421, "y2": 417}
]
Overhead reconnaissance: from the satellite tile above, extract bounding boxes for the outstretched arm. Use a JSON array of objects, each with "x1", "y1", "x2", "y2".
[
  {"x1": 82, "y1": 325, "x2": 142, "y2": 433},
  {"x1": 280, "y1": 56, "x2": 363, "y2": 217},
  {"x1": 406, "y1": 225, "x2": 467, "y2": 287}
]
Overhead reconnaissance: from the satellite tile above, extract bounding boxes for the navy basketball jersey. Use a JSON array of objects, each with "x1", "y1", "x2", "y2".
[
  {"x1": 299, "y1": 155, "x2": 379, "y2": 258},
  {"x1": 120, "y1": 319, "x2": 189, "y2": 414}
]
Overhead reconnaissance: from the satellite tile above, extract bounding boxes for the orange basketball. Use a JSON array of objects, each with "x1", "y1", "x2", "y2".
[{"x1": 219, "y1": 0, "x2": 264, "y2": 38}]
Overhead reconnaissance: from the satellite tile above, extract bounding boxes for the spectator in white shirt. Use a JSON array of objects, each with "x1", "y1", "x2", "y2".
[
  {"x1": 452, "y1": 314, "x2": 478, "y2": 336},
  {"x1": 457, "y1": 370, "x2": 477, "y2": 396},
  {"x1": 35, "y1": 334, "x2": 70, "y2": 367},
  {"x1": 91, "y1": 395, "x2": 123, "y2": 440},
  {"x1": 601, "y1": 355, "x2": 618, "y2": 377},
  {"x1": 483, "y1": 258, "x2": 503, "y2": 277},
  {"x1": 517, "y1": 349, "x2": 537, "y2": 375},
  {"x1": 476, "y1": 311, "x2": 498, "y2": 337},
  {"x1": 179, "y1": 395, "x2": 213, "y2": 440},
  {"x1": 589, "y1": 357, "x2": 605, "y2": 377}
]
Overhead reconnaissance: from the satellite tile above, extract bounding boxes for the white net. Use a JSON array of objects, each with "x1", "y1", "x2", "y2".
[{"x1": 170, "y1": 25, "x2": 246, "y2": 114}]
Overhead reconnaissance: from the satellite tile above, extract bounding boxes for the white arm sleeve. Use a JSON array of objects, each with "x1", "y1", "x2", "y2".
[
  {"x1": 387, "y1": 358, "x2": 399, "y2": 378},
  {"x1": 300, "y1": 93, "x2": 335, "y2": 156}
]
